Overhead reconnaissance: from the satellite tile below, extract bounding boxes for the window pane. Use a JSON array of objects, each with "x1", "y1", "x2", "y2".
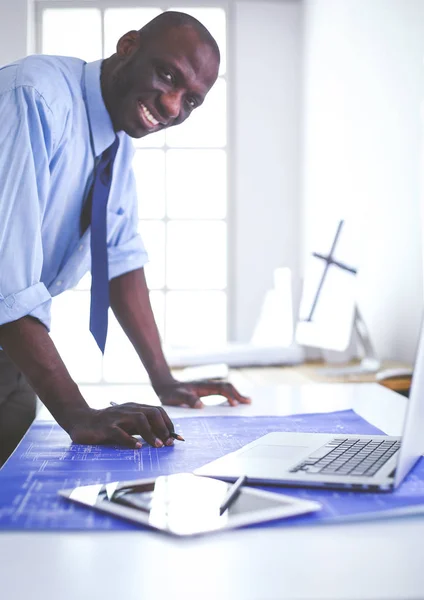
[
  {"x1": 50, "y1": 291, "x2": 102, "y2": 383},
  {"x1": 104, "y1": 8, "x2": 162, "y2": 57},
  {"x1": 167, "y1": 221, "x2": 227, "y2": 289},
  {"x1": 41, "y1": 5, "x2": 229, "y2": 385},
  {"x1": 134, "y1": 130, "x2": 166, "y2": 149},
  {"x1": 42, "y1": 9, "x2": 101, "y2": 62},
  {"x1": 103, "y1": 292, "x2": 164, "y2": 383},
  {"x1": 167, "y1": 149, "x2": 226, "y2": 219},
  {"x1": 166, "y1": 78, "x2": 226, "y2": 148},
  {"x1": 138, "y1": 220, "x2": 165, "y2": 289},
  {"x1": 172, "y1": 7, "x2": 226, "y2": 75},
  {"x1": 133, "y1": 150, "x2": 165, "y2": 219},
  {"x1": 165, "y1": 291, "x2": 227, "y2": 346},
  {"x1": 103, "y1": 314, "x2": 149, "y2": 383}
]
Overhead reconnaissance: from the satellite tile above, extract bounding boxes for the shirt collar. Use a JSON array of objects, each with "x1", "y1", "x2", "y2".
[{"x1": 84, "y1": 60, "x2": 116, "y2": 157}]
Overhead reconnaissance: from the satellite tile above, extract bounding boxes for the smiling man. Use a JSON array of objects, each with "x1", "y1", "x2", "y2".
[
  {"x1": 102, "y1": 15, "x2": 219, "y2": 136},
  {"x1": 0, "y1": 11, "x2": 250, "y2": 464}
]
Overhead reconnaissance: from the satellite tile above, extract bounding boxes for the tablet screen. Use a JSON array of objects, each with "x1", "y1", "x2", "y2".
[{"x1": 60, "y1": 473, "x2": 320, "y2": 535}]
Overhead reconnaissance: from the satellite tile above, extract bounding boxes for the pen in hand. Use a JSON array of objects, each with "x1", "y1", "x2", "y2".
[
  {"x1": 109, "y1": 401, "x2": 185, "y2": 442},
  {"x1": 169, "y1": 432, "x2": 185, "y2": 442},
  {"x1": 219, "y1": 475, "x2": 247, "y2": 516}
]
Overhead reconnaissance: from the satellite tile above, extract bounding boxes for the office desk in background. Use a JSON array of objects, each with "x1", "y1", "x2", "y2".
[{"x1": 0, "y1": 368, "x2": 423, "y2": 600}]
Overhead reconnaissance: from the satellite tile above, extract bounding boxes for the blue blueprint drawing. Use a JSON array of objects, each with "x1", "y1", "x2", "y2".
[{"x1": 0, "y1": 410, "x2": 424, "y2": 531}]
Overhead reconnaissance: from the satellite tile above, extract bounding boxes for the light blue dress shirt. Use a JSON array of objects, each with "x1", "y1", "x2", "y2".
[{"x1": 0, "y1": 55, "x2": 148, "y2": 331}]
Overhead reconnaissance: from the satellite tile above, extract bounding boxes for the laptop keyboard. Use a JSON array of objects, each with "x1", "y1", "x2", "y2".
[{"x1": 290, "y1": 437, "x2": 401, "y2": 477}]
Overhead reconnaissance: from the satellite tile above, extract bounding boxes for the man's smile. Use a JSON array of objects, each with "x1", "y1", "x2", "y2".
[{"x1": 137, "y1": 101, "x2": 162, "y2": 129}]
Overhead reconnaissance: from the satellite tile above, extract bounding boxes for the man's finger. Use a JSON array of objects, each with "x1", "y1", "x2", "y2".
[
  {"x1": 156, "y1": 406, "x2": 177, "y2": 432},
  {"x1": 161, "y1": 389, "x2": 204, "y2": 409},
  {"x1": 223, "y1": 391, "x2": 238, "y2": 407},
  {"x1": 109, "y1": 425, "x2": 142, "y2": 449},
  {"x1": 226, "y1": 383, "x2": 251, "y2": 404},
  {"x1": 133, "y1": 413, "x2": 164, "y2": 447},
  {"x1": 187, "y1": 381, "x2": 252, "y2": 405},
  {"x1": 145, "y1": 407, "x2": 172, "y2": 442},
  {"x1": 177, "y1": 390, "x2": 204, "y2": 408}
]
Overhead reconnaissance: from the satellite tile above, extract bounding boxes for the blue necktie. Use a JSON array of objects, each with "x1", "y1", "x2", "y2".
[{"x1": 88, "y1": 136, "x2": 120, "y2": 353}]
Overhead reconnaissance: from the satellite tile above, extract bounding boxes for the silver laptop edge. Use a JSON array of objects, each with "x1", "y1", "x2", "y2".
[
  {"x1": 195, "y1": 324, "x2": 424, "y2": 492},
  {"x1": 195, "y1": 432, "x2": 399, "y2": 491},
  {"x1": 393, "y1": 321, "x2": 424, "y2": 487}
]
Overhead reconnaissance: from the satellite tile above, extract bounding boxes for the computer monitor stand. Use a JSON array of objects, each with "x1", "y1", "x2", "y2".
[{"x1": 317, "y1": 307, "x2": 381, "y2": 376}]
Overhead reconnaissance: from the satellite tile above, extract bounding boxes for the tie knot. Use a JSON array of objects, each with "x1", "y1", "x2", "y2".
[
  {"x1": 98, "y1": 136, "x2": 119, "y2": 185},
  {"x1": 102, "y1": 135, "x2": 120, "y2": 163}
]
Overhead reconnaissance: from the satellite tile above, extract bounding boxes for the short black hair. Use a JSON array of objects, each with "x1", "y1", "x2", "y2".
[{"x1": 138, "y1": 11, "x2": 220, "y2": 63}]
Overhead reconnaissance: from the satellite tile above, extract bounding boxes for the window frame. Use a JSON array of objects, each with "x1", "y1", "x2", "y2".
[{"x1": 34, "y1": 0, "x2": 234, "y2": 384}]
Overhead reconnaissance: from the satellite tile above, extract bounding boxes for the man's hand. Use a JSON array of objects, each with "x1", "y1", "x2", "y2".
[
  {"x1": 67, "y1": 403, "x2": 176, "y2": 448},
  {"x1": 110, "y1": 271, "x2": 251, "y2": 410},
  {"x1": 158, "y1": 380, "x2": 252, "y2": 409}
]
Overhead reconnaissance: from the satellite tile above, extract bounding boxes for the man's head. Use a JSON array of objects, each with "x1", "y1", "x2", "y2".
[{"x1": 101, "y1": 11, "x2": 220, "y2": 138}]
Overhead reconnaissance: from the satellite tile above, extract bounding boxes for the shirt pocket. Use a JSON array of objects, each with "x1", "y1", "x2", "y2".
[{"x1": 107, "y1": 208, "x2": 129, "y2": 247}]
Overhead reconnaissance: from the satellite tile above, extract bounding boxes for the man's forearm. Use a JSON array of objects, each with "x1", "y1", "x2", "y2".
[
  {"x1": 0, "y1": 316, "x2": 90, "y2": 431},
  {"x1": 110, "y1": 268, "x2": 175, "y2": 392}
]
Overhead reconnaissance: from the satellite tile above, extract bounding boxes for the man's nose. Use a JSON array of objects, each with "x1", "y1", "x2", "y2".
[{"x1": 161, "y1": 90, "x2": 183, "y2": 119}]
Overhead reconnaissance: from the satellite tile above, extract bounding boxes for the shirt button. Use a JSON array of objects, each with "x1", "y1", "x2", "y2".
[
  {"x1": 78, "y1": 245, "x2": 84, "y2": 251},
  {"x1": 56, "y1": 281, "x2": 62, "y2": 287}
]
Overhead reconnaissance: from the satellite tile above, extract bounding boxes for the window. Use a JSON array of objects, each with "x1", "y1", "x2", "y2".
[{"x1": 36, "y1": 2, "x2": 228, "y2": 383}]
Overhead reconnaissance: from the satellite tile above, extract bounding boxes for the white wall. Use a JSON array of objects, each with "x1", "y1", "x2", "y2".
[
  {"x1": 0, "y1": 0, "x2": 34, "y2": 64},
  {"x1": 232, "y1": 0, "x2": 302, "y2": 341},
  {"x1": 302, "y1": 0, "x2": 424, "y2": 363}
]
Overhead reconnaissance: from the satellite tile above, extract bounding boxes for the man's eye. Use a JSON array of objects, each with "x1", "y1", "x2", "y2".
[
  {"x1": 186, "y1": 97, "x2": 197, "y2": 110},
  {"x1": 159, "y1": 69, "x2": 174, "y2": 84}
]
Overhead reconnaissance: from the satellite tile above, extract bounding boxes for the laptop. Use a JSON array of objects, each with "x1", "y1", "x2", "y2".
[{"x1": 195, "y1": 329, "x2": 424, "y2": 492}]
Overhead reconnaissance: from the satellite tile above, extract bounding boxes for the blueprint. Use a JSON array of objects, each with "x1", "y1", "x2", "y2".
[{"x1": 1, "y1": 410, "x2": 424, "y2": 530}]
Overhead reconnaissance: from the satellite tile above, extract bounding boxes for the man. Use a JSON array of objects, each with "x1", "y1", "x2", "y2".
[{"x1": 0, "y1": 11, "x2": 250, "y2": 464}]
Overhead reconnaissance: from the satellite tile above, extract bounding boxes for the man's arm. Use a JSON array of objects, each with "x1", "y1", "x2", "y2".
[
  {"x1": 0, "y1": 317, "x2": 88, "y2": 429},
  {"x1": 110, "y1": 268, "x2": 251, "y2": 408},
  {"x1": 0, "y1": 316, "x2": 175, "y2": 448},
  {"x1": 110, "y1": 268, "x2": 178, "y2": 392}
]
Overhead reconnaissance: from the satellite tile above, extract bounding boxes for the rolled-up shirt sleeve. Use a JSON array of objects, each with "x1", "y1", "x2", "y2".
[
  {"x1": 107, "y1": 163, "x2": 149, "y2": 280},
  {"x1": 0, "y1": 85, "x2": 54, "y2": 329}
]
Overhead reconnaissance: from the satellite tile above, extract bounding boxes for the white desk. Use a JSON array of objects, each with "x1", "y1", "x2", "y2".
[{"x1": 1, "y1": 377, "x2": 424, "y2": 600}]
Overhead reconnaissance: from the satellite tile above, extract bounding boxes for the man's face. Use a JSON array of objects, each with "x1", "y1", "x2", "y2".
[{"x1": 107, "y1": 27, "x2": 219, "y2": 138}]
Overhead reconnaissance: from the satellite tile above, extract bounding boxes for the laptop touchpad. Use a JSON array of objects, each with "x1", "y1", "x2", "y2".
[{"x1": 239, "y1": 445, "x2": 308, "y2": 460}]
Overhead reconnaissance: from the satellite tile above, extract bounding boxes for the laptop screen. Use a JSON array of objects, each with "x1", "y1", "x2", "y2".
[{"x1": 394, "y1": 318, "x2": 424, "y2": 486}]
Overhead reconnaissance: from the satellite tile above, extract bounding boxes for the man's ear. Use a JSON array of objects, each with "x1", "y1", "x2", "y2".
[{"x1": 116, "y1": 30, "x2": 139, "y2": 57}]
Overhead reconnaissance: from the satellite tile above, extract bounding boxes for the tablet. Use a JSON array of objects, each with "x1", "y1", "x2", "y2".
[{"x1": 59, "y1": 473, "x2": 320, "y2": 536}]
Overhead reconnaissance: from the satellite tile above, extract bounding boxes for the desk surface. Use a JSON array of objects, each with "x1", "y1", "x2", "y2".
[
  {"x1": 238, "y1": 359, "x2": 412, "y2": 385},
  {"x1": 1, "y1": 371, "x2": 424, "y2": 600}
]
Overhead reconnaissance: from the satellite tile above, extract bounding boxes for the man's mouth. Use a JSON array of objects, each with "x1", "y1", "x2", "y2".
[{"x1": 138, "y1": 102, "x2": 160, "y2": 129}]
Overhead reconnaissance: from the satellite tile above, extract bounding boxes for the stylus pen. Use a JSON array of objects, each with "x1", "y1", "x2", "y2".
[
  {"x1": 109, "y1": 401, "x2": 185, "y2": 441},
  {"x1": 219, "y1": 475, "x2": 247, "y2": 516}
]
